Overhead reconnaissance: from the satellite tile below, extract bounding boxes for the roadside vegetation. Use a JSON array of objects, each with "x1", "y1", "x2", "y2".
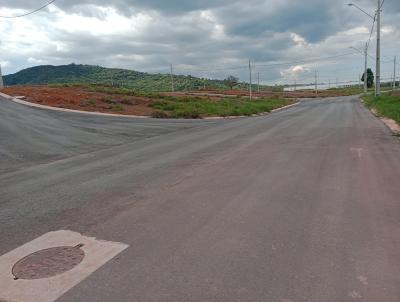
[
  {"x1": 1, "y1": 84, "x2": 295, "y2": 119},
  {"x1": 5, "y1": 81, "x2": 379, "y2": 119},
  {"x1": 362, "y1": 92, "x2": 400, "y2": 125},
  {"x1": 150, "y1": 97, "x2": 294, "y2": 118}
]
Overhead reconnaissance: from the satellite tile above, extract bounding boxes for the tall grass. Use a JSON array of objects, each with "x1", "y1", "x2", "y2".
[
  {"x1": 151, "y1": 96, "x2": 294, "y2": 118},
  {"x1": 363, "y1": 93, "x2": 400, "y2": 124}
]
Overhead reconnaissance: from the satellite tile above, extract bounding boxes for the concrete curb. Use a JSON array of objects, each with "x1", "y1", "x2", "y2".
[
  {"x1": 203, "y1": 101, "x2": 300, "y2": 120},
  {"x1": 359, "y1": 97, "x2": 400, "y2": 135},
  {"x1": 0, "y1": 91, "x2": 300, "y2": 120},
  {"x1": 271, "y1": 101, "x2": 300, "y2": 113},
  {"x1": 0, "y1": 92, "x2": 150, "y2": 119}
]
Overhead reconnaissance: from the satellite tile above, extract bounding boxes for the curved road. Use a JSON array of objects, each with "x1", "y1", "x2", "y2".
[{"x1": 1, "y1": 96, "x2": 399, "y2": 301}]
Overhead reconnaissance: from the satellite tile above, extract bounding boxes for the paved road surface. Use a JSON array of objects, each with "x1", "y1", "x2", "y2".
[{"x1": 1, "y1": 96, "x2": 399, "y2": 302}]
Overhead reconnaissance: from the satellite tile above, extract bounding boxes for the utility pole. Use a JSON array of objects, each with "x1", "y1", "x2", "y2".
[
  {"x1": 257, "y1": 72, "x2": 260, "y2": 93},
  {"x1": 393, "y1": 56, "x2": 397, "y2": 91},
  {"x1": 0, "y1": 65, "x2": 3, "y2": 89},
  {"x1": 170, "y1": 64, "x2": 175, "y2": 92},
  {"x1": 249, "y1": 60, "x2": 253, "y2": 101},
  {"x1": 363, "y1": 43, "x2": 368, "y2": 94},
  {"x1": 376, "y1": 0, "x2": 381, "y2": 96},
  {"x1": 315, "y1": 70, "x2": 318, "y2": 97}
]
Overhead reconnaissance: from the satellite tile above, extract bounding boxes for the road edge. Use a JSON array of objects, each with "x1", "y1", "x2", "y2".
[
  {"x1": 359, "y1": 97, "x2": 400, "y2": 135},
  {"x1": 0, "y1": 91, "x2": 150, "y2": 119},
  {"x1": 203, "y1": 101, "x2": 300, "y2": 120}
]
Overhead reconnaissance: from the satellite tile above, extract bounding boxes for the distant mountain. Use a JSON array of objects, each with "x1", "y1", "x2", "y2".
[{"x1": 3, "y1": 63, "x2": 231, "y2": 92}]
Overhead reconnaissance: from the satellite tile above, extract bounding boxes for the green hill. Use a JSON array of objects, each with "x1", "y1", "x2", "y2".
[{"x1": 3, "y1": 63, "x2": 233, "y2": 92}]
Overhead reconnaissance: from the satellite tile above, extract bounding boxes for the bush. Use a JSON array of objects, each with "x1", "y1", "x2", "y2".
[
  {"x1": 101, "y1": 96, "x2": 113, "y2": 103},
  {"x1": 111, "y1": 104, "x2": 125, "y2": 111},
  {"x1": 120, "y1": 98, "x2": 136, "y2": 105},
  {"x1": 80, "y1": 99, "x2": 96, "y2": 107},
  {"x1": 151, "y1": 110, "x2": 170, "y2": 118}
]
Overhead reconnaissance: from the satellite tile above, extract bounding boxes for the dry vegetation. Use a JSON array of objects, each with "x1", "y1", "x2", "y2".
[{"x1": 1, "y1": 84, "x2": 363, "y2": 118}]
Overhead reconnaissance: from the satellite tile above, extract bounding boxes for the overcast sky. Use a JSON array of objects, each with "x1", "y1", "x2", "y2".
[{"x1": 0, "y1": 0, "x2": 398, "y2": 85}]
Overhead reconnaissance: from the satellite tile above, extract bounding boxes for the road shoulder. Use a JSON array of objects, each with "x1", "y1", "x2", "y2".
[{"x1": 360, "y1": 96, "x2": 400, "y2": 135}]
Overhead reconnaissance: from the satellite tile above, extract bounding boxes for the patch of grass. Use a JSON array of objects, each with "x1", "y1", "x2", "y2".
[
  {"x1": 88, "y1": 85, "x2": 135, "y2": 96},
  {"x1": 49, "y1": 83, "x2": 86, "y2": 89},
  {"x1": 101, "y1": 95, "x2": 114, "y2": 104},
  {"x1": 151, "y1": 110, "x2": 171, "y2": 118},
  {"x1": 120, "y1": 98, "x2": 136, "y2": 105},
  {"x1": 80, "y1": 99, "x2": 97, "y2": 107},
  {"x1": 111, "y1": 104, "x2": 125, "y2": 112},
  {"x1": 87, "y1": 85, "x2": 159, "y2": 98},
  {"x1": 151, "y1": 96, "x2": 294, "y2": 119},
  {"x1": 362, "y1": 93, "x2": 400, "y2": 124}
]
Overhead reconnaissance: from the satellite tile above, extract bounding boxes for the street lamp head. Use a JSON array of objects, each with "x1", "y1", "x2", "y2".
[{"x1": 347, "y1": 3, "x2": 375, "y2": 19}]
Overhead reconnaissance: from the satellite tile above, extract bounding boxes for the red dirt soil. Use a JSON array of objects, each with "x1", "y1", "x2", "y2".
[
  {"x1": 1, "y1": 86, "x2": 155, "y2": 116},
  {"x1": 1, "y1": 85, "x2": 357, "y2": 117}
]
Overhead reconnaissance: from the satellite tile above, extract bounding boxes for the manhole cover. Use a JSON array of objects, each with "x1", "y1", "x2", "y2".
[{"x1": 12, "y1": 244, "x2": 85, "y2": 280}]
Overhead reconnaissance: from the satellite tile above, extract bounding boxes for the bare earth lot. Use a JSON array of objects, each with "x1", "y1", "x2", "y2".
[
  {"x1": 1, "y1": 85, "x2": 361, "y2": 118},
  {"x1": 2, "y1": 85, "x2": 154, "y2": 116}
]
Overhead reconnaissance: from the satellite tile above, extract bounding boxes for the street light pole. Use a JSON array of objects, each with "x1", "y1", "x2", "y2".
[
  {"x1": 0, "y1": 65, "x2": 3, "y2": 89},
  {"x1": 348, "y1": 2, "x2": 380, "y2": 96},
  {"x1": 350, "y1": 45, "x2": 368, "y2": 94},
  {"x1": 364, "y1": 43, "x2": 368, "y2": 94},
  {"x1": 170, "y1": 64, "x2": 174, "y2": 93},
  {"x1": 249, "y1": 60, "x2": 253, "y2": 101},
  {"x1": 393, "y1": 56, "x2": 397, "y2": 91},
  {"x1": 376, "y1": 0, "x2": 381, "y2": 96}
]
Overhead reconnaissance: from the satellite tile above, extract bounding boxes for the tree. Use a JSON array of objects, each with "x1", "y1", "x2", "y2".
[
  {"x1": 224, "y1": 75, "x2": 239, "y2": 90},
  {"x1": 361, "y1": 68, "x2": 374, "y2": 88}
]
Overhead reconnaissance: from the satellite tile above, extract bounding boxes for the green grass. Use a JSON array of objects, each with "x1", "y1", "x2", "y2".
[
  {"x1": 80, "y1": 99, "x2": 96, "y2": 107},
  {"x1": 111, "y1": 104, "x2": 125, "y2": 112},
  {"x1": 87, "y1": 85, "x2": 160, "y2": 98},
  {"x1": 150, "y1": 96, "x2": 294, "y2": 118},
  {"x1": 362, "y1": 92, "x2": 400, "y2": 124}
]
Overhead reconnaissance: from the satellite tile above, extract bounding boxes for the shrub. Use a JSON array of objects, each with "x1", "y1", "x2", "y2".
[
  {"x1": 120, "y1": 98, "x2": 136, "y2": 105},
  {"x1": 151, "y1": 110, "x2": 170, "y2": 118},
  {"x1": 80, "y1": 99, "x2": 96, "y2": 107},
  {"x1": 111, "y1": 104, "x2": 125, "y2": 111}
]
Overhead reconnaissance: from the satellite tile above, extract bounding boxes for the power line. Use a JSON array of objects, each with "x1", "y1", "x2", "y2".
[
  {"x1": 366, "y1": 13, "x2": 377, "y2": 50},
  {"x1": 0, "y1": 0, "x2": 56, "y2": 19},
  {"x1": 173, "y1": 52, "x2": 360, "y2": 74},
  {"x1": 254, "y1": 52, "x2": 359, "y2": 69}
]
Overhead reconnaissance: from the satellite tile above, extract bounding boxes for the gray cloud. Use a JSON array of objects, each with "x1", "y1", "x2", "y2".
[{"x1": 0, "y1": 0, "x2": 398, "y2": 84}]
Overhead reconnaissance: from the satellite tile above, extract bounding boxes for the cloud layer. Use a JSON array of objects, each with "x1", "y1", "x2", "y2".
[{"x1": 0, "y1": 0, "x2": 398, "y2": 84}]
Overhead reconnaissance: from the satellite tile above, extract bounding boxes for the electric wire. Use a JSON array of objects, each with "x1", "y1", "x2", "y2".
[
  {"x1": 0, "y1": 0, "x2": 56, "y2": 18},
  {"x1": 172, "y1": 52, "x2": 360, "y2": 74}
]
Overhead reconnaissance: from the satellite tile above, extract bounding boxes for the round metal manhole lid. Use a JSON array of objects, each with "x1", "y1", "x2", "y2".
[{"x1": 12, "y1": 244, "x2": 85, "y2": 280}]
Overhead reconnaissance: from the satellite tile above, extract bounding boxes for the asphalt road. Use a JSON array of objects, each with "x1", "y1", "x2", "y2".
[{"x1": 1, "y1": 96, "x2": 400, "y2": 302}]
